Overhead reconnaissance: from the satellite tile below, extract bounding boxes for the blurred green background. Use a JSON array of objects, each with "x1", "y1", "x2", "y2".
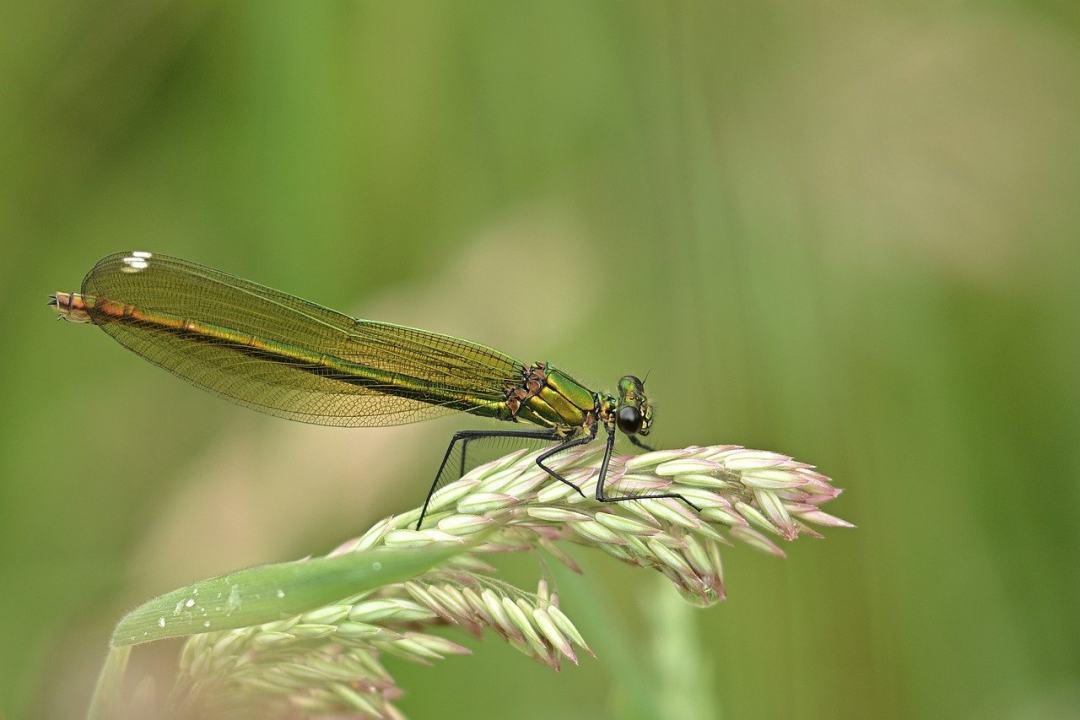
[{"x1": 2, "y1": 1, "x2": 1079, "y2": 718}]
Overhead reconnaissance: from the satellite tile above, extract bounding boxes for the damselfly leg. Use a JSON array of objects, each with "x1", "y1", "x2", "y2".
[
  {"x1": 592, "y1": 427, "x2": 702, "y2": 510},
  {"x1": 417, "y1": 424, "x2": 699, "y2": 529},
  {"x1": 419, "y1": 428, "x2": 567, "y2": 529}
]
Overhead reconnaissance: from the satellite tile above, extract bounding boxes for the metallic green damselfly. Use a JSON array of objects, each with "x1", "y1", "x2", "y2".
[{"x1": 50, "y1": 251, "x2": 697, "y2": 527}]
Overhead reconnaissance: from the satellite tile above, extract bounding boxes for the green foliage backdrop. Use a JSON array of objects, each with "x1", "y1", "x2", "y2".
[{"x1": 1, "y1": 1, "x2": 1078, "y2": 718}]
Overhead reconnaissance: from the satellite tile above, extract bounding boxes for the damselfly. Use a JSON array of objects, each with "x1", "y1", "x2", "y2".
[{"x1": 50, "y1": 251, "x2": 698, "y2": 528}]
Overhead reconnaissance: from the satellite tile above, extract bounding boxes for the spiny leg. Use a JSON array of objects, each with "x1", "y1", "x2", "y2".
[
  {"x1": 418, "y1": 428, "x2": 562, "y2": 529},
  {"x1": 594, "y1": 428, "x2": 702, "y2": 511},
  {"x1": 459, "y1": 437, "x2": 470, "y2": 478},
  {"x1": 459, "y1": 432, "x2": 529, "y2": 485},
  {"x1": 534, "y1": 429, "x2": 599, "y2": 499}
]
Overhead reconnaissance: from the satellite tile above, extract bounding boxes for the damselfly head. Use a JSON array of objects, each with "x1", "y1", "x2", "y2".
[
  {"x1": 49, "y1": 292, "x2": 92, "y2": 323},
  {"x1": 616, "y1": 374, "x2": 653, "y2": 436}
]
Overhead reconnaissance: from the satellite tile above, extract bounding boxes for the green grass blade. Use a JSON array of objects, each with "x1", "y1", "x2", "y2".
[{"x1": 112, "y1": 546, "x2": 461, "y2": 646}]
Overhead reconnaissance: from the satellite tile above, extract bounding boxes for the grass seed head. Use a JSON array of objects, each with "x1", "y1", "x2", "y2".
[{"x1": 167, "y1": 443, "x2": 847, "y2": 717}]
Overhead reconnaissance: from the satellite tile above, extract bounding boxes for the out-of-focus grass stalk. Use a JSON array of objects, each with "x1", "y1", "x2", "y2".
[
  {"x1": 86, "y1": 647, "x2": 130, "y2": 720},
  {"x1": 92, "y1": 444, "x2": 849, "y2": 719},
  {"x1": 648, "y1": 573, "x2": 721, "y2": 720}
]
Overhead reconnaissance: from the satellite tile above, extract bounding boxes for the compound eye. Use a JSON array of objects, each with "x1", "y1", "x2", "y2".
[{"x1": 616, "y1": 406, "x2": 643, "y2": 435}]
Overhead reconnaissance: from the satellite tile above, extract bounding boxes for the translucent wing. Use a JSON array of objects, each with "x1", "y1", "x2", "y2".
[{"x1": 80, "y1": 251, "x2": 524, "y2": 427}]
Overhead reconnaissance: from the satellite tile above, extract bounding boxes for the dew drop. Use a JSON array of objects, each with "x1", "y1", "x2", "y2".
[
  {"x1": 157, "y1": 617, "x2": 166, "y2": 628},
  {"x1": 185, "y1": 598, "x2": 195, "y2": 608},
  {"x1": 226, "y1": 584, "x2": 242, "y2": 614},
  {"x1": 203, "y1": 621, "x2": 211, "y2": 628},
  {"x1": 371, "y1": 561, "x2": 383, "y2": 571},
  {"x1": 276, "y1": 589, "x2": 285, "y2": 599}
]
